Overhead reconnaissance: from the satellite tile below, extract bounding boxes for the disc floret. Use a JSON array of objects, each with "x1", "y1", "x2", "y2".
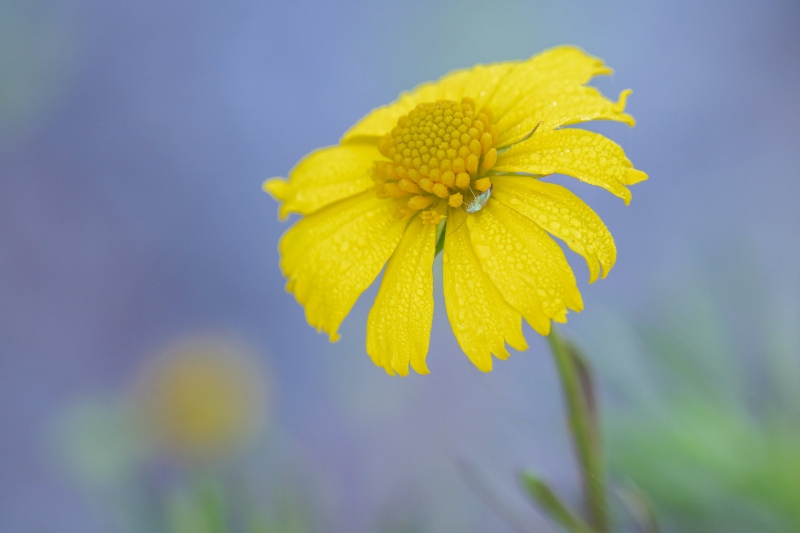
[{"x1": 373, "y1": 98, "x2": 499, "y2": 223}]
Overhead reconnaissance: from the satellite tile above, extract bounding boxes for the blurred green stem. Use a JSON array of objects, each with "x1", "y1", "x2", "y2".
[{"x1": 548, "y1": 328, "x2": 608, "y2": 533}]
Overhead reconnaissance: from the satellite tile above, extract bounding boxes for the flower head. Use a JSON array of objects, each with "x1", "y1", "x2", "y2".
[
  {"x1": 264, "y1": 46, "x2": 646, "y2": 376},
  {"x1": 134, "y1": 335, "x2": 270, "y2": 462}
]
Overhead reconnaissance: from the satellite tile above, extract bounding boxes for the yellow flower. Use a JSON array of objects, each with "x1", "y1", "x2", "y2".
[
  {"x1": 264, "y1": 46, "x2": 647, "y2": 376},
  {"x1": 134, "y1": 335, "x2": 270, "y2": 462}
]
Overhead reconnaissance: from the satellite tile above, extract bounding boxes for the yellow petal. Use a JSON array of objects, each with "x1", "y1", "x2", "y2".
[
  {"x1": 442, "y1": 210, "x2": 528, "y2": 371},
  {"x1": 341, "y1": 63, "x2": 515, "y2": 143},
  {"x1": 494, "y1": 129, "x2": 648, "y2": 204},
  {"x1": 491, "y1": 178, "x2": 616, "y2": 283},
  {"x1": 366, "y1": 219, "x2": 436, "y2": 376},
  {"x1": 495, "y1": 86, "x2": 635, "y2": 147},
  {"x1": 486, "y1": 45, "x2": 612, "y2": 118},
  {"x1": 280, "y1": 192, "x2": 407, "y2": 341},
  {"x1": 263, "y1": 142, "x2": 378, "y2": 219},
  {"x1": 468, "y1": 201, "x2": 583, "y2": 334}
]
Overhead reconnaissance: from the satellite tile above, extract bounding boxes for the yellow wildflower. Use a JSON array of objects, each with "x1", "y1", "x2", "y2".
[
  {"x1": 134, "y1": 335, "x2": 270, "y2": 462},
  {"x1": 264, "y1": 46, "x2": 647, "y2": 376}
]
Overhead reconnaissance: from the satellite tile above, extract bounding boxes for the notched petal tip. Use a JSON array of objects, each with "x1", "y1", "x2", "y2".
[
  {"x1": 539, "y1": 45, "x2": 614, "y2": 77},
  {"x1": 625, "y1": 168, "x2": 649, "y2": 185},
  {"x1": 616, "y1": 168, "x2": 649, "y2": 204},
  {"x1": 410, "y1": 360, "x2": 430, "y2": 375},
  {"x1": 615, "y1": 89, "x2": 636, "y2": 127},
  {"x1": 474, "y1": 358, "x2": 493, "y2": 372},
  {"x1": 620, "y1": 190, "x2": 632, "y2": 206},
  {"x1": 615, "y1": 89, "x2": 632, "y2": 110},
  {"x1": 571, "y1": 292, "x2": 585, "y2": 313},
  {"x1": 316, "y1": 319, "x2": 342, "y2": 343},
  {"x1": 511, "y1": 336, "x2": 528, "y2": 353},
  {"x1": 263, "y1": 177, "x2": 293, "y2": 220},
  {"x1": 373, "y1": 355, "x2": 428, "y2": 377},
  {"x1": 263, "y1": 177, "x2": 288, "y2": 199},
  {"x1": 597, "y1": 251, "x2": 617, "y2": 282},
  {"x1": 587, "y1": 259, "x2": 613, "y2": 283},
  {"x1": 288, "y1": 280, "x2": 344, "y2": 342},
  {"x1": 535, "y1": 319, "x2": 552, "y2": 337}
]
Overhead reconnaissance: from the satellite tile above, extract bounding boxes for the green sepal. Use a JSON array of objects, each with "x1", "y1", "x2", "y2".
[{"x1": 434, "y1": 217, "x2": 447, "y2": 257}]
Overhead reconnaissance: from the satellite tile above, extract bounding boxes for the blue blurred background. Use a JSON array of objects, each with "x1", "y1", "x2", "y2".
[{"x1": 2, "y1": 0, "x2": 799, "y2": 531}]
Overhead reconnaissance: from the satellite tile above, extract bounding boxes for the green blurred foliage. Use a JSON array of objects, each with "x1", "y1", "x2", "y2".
[
  {"x1": 57, "y1": 396, "x2": 318, "y2": 533},
  {"x1": 601, "y1": 271, "x2": 800, "y2": 533}
]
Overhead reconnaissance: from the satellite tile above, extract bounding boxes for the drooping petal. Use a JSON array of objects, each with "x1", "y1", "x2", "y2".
[
  {"x1": 263, "y1": 142, "x2": 378, "y2": 219},
  {"x1": 366, "y1": 219, "x2": 436, "y2": 376},
  {"x1": 494, "y1": 129, "x2": 648, "y2": 204},
  {"x1": 486, "y1": 46, "x2": 612, "y2": 119},
  {"x1": 468, "y1": 200, "x2": 583, "y2": 334},
  {"x1": 491, "y1": 177, "x2": 616, "y2": 283},
  {"x1": 495, "y1": 86, "x2": 635, "y2": 147},
  {"x1": 442, "y1": 210, "x2": 528, "y2": 371},
  {"x1": 341, "y1": 63, "x2": 515, "y2": 143},
  {"x1": 280, "y1": 192, "x2": 407, "y2": 341}
]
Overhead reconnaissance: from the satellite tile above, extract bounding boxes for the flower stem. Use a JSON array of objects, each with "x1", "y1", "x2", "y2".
[{"x1": 547, "y1": 328, "x2": 608, "y2": 533}]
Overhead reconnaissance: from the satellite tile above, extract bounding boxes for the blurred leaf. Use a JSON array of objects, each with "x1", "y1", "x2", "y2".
[{"x1": 520, "y1": 472, "x2": 594, "y2": 533}]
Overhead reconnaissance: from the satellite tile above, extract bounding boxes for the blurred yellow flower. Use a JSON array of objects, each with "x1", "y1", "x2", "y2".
[
  {"x1": 264, "y1": 46, "x2": 646, "y2": 376},
  {"x1": 135, "y1": 335, "x2": 269, "y2": 462}
]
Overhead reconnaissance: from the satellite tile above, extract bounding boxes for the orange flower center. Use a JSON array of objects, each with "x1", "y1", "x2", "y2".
[{"x1": 373, "y1": 98, "x2": 499, "y2": 224}]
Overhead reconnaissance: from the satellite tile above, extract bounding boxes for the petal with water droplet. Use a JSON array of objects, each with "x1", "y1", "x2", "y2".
[
  {"x1": 442, "y1": 213, "x2": 527, "y2": 371},
  {"x1": 492, "y1": 178, "x2": 616, "y2": 283},
  {"x1": 494, "y1": 128, "x2": 647, "y2": 204},
  {"x1": 280, "y1": 192, "x2": 407, "y2": 340},
  {"x1": 469, "y1": 201, "x2": 583, "y2": 333},
  {"x1": 367, "y1": 219, "x2": 436, "y2": 376},
  {"x1": 263, "y1": 143, "x2": 379, "y2": 219}
]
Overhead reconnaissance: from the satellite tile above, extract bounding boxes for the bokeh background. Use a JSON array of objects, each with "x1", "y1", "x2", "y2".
[{"x1": 2, "y1": 0, "x2": 799, "y2": 532}]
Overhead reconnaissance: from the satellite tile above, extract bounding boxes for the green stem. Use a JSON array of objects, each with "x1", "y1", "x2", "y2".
[{"x1": 547, "y1": 328, "x2": 609, "y2": 533}]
